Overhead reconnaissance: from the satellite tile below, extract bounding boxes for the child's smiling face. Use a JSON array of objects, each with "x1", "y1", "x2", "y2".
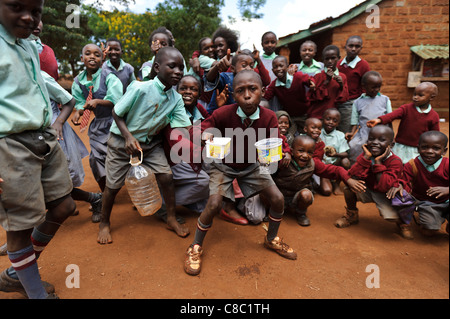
[
  {"x1": 366, "y1": 126, "x2": 394, "y2": 158},
  {"x1": 200, "y1": 38, "x2": 215, "y2": 59},
  {"x1": 322, "y1": 110, "x2": 340, "y2": 134},
  {"x1": 272, "y1": 57, "x2": 288, "y2": 82},
  {"x1": 418, "y1": 133, "x2": 448, "y2": 166},
  {"x1": 300, "y1": 42, "x2": 316, "y2": 65},
  {"x1": 177, "y1": 76, "x2": 200, "y2": 108},
  {"x1": 0, "y1": 0, "x2": 43, "y2": 39},
  {"x1": 81, "y1": 44, "x2": 103, "y2": 72},
  {"x1": 292, "y1": 136, "x2": 316, "y2": 168},
  {"x1": 106, "y1": 40, "x2": 122, "y2": 64},
  {"x1": 278, "y1": 115, "x2": 290, "y2": 136},
  {"x1": 304, "y1": 118, "x2": 322, "y2": 141}
]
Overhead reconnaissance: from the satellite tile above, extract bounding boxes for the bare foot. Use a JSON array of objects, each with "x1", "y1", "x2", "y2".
[
  {"x1": 166, "y1": 217, "x2": 190, "y2": 238},
  {"x1": 332, "y1": 182, "x2": 344, "y2": 196},
  {"x1": 97, "y1": 222, "x2": 113, "y2": 244}
]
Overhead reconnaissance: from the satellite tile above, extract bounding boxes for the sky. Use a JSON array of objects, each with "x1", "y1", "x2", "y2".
[{"x1": 83, "y1": 0, "x2": 365, "y2": 51}]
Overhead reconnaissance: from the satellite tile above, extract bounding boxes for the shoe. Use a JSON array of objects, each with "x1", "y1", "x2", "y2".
[
  {"x1": 0, "y1": 269, "x2": 55, "y2": 298},
  {"x1": 184, "y1": 245, "x2": 203, "y2": 276},
  {"x1": 91, "y1": 193, "x2": 102, "y2": 223},
  {"x1": 397, "y1": 222, "x2": 414, "y2": 240},
  {"x1": 0, "y1": 243, "x2": 7, "y2": 256},
  {"x1": 296, "y1": 214, "x2": 310, "y2": 227},
  {"x1": 264, "y1": 236, "x2": 297, "y2": 260},
  {"x1": 335, "y1": 207, "x2": 359, "y2": 228},
  {"x1": 220, "y1": 209, "x2": 248, "y2": 225},
  {"x1": 46, "y1": 293, "x2": 60, "y2": 299}
]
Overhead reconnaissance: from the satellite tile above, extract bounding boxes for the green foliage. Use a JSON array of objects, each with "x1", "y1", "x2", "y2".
[{"x1": 237, "y1": 0, "x2": 267, "y2": 20}]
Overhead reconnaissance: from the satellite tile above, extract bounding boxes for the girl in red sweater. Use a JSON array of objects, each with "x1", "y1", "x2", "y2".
[{"x1": 367, "y1": 82, "x2": 440, "y2": 163}]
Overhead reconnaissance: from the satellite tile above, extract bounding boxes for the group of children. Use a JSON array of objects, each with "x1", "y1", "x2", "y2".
[{"x1": 0, "y1": 0, "x2": 448, "y2": 299}]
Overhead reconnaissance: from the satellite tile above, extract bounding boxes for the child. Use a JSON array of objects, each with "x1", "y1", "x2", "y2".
[
  {"x1": 71, "y1": 43, "x2": 123, "y2": 206},
  {"x1": 289, "y1": 40, "x2": 324, "y2": 77},
  {"x1": 347, "y1": 71, "x2": 392, "y2": 164},
  {"x1": 30, "y1": 20, "x2": 59, "y2": 81},
  {"x1": 367, "y1": 82, "x2": 440, "y2": 163},
  {"x1": 276, "y1": 110, "x2": 296, "y2": 147},
  {"x1": 138, "y1": 26, "x2": 173, "y2": 81},
  {"x1": 205, "y1": 52, "x2": 257, "y2": 114},
  {"x1": 184, "y1": 70, "x2": 295, "y2": 276},
  {"x1": 42, "y1": 71, "x2": 102, "y2": 220},
  {"x1": 264, "y1": 55, "x2": 315, "y2": 134},
  {"x1": 97, "y1": 47, "x2": 192, "y2": 245},
  {"x1": 273, "y1": 135, "x2": 365, "y2": 226},
  {"x1": 303, "y1": 117, "x2": 325, "y2": 161},
  {"x1": 390, "y1": 131, "x2": 449, "y2": 236},
  {"x1": 308, "y1": 45, "x2": 349, "y2": 120},
  {"x1": 260, "y1": 31, "x2": 278, "y2": 81},
  {"x1": 162, "y1": 75, "x2": 210, "y2": 215},
  {"x1": 212, "y1": 26, "x2": 239, "y2": 60},
  {"x1": 102, "y1": 37, "x2": 136, "y2": 94},
  {"x1": 320, "y1": 108, "x2": 351, "y2": 195},
  {"x1": 0, "y1": 0, "x2": 76, "y2": 299},
  {"x1": 337, "y1": 36, "x2": 371, "y2": 133},
  {"x1": 334, "y1": 125, "x2": 410, "y2": 238}
]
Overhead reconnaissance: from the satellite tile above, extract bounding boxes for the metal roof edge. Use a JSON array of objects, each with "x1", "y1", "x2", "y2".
[{"x1": 277, "y1": 0, "x2": 384, "y2": 47}]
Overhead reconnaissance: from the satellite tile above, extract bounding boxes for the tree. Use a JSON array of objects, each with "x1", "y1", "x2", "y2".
[{"x1": 40, "y1": 0, "x2": 91, "y2": 75}]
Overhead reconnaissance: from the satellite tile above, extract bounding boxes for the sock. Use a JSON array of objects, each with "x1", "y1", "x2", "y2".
[
  {"x1": 192, "y1": 218, "x2": 212, "y2": 247},
  {"x1": 267, "y1": 209, "x2": 284, "y2": 241},
  {"x1": 7, "y1": 245, "x2": 47, "y2": 299},
  {"x1": 8, "y1": 228, "x2": 54, "y2": 280}
]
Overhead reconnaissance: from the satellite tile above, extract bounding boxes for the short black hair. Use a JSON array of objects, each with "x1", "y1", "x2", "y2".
[
  {"x1": 322, "y1": 44, "x2": 340, "y2": 57},
  {"x1": 261, "y1": 31, "x2": 277, "y2": 42},
  {"x1": 362, "y1": 70, "x2": 383, "y2": 85},
  {"x1": 323, "y1": 107, "x2": 341, "y2": 119},
  {"x1": 300, "y1": 40, "x2": 317, "y2": 51},
  {"x1": 273, "y1": 55, "x2": 288, "y2": 65},
  {"x1": 346, "y1": 35, "x2": 363, "y2": 45},
  {"x1": 231, "y1": 53, "x2": 254, "y2": 67},
  {"x1": 106, "y1": 37, "x2": 122, "y2": 49},
  {"x1": 369, "y1": 125, "x2": 395, "y2": 142},
  {"x1": 419, "y1": 131, "x2": 448, "y2": 147},
  {"x1": 293, "y1": 134, "x2": 316, "y2": 148},
  {"x1": 149, "y1": 26, "x2": 173, "y2": 47},
  {"x1": 177, "y1": 74, "x2": 202, "y2": 94},
  {"x1": 198, "y1": 37, "x2": 211, "y2": 51},
  {"x1": 232, "y1": 69, "x2": 262, "y2": 89},
  {"x1": 154, "y1": 46, "x2": 182, "y2": 64}
]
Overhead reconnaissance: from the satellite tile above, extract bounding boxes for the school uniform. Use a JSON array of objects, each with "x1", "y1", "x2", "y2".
[
  {"x1": 162, "y1": 103, "x2": 211, "y2": 212},
  {"x1": 308, "y1": 69, "x2": 349, "y2": 119},
  {"x1": 348, "y1": 93, "x2": 392, "y2": 164},
  {"x1": 320, "y1": 128, "x2": 349, "y2": 165},
  {"x1": 139, "y1": 56, "x2": 188, "y2": 81},
  {"x1": 402, "y1": 156, "x2": 449, "y2": 230},
  {"x1": 349, "y1": 152, "x2": 403, "y2": 220},
  {"x1": 72, "y1": 67, "x2": 123, "y2": 183},
  {"x1": 297, "y1": 59, "x2": 324, "y2": 76},
  {"x1": 106, "y1": 77, "x2": 192, "y2": 190},
  {"x1": 102, "y1": 59, "x2": 136, "y2": 94},
  {"x1": 0, "y1": 24, "x2": 72, "y2": 231},
  {"x1": 378, "y1": 103, "x2": 440, "y2": 163},
  {"x1": 264, "y1": 72, "x2": 313, "y2": 133},
  {"x1": 198, "y1": 103, "x2": 290, "y2": 201},
  {"x1": 42, "y1": 71, "x2": 89, "y2": 188},
  {"x1": 337, "y1": 56, "x2": 370, "y2": 133}
]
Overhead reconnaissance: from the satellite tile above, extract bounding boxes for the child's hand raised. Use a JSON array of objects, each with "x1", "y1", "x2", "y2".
[
  {"x1": 216, "y1": 85, "x2": 229, "y2": 108},
  {"x1": 217, "y1": 49, "x2": 232, "y2": 73},
  {"x1": 101, "y1": 42, "x2": 110, "y2": 62},
  {"x1": 151, "y1": 40, "x2": 162, "y2": 54},
  {"x1": 308, "y1": 78, "x2": 316, "y2": 91},
  {"x1": 288, "y1": 64, "x2": 298, "y2": 76},
  {"x1": 362, "y1": 144, "x2": 372, "y2": 160},
  {"x1": 366, "y1": 118, "x2": 381, "y2": 128},
  {"x1": 346, "y1": 178, "x2": 366, "y2": 194},
  {"x1": 252, "y1": 44, "x2": 260, "y2": 63}
]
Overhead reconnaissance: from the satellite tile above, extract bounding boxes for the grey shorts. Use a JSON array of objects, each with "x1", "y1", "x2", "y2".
[
  {"x1": 355, "y1": 188, "x2": 399, "y2": 220},
  {"x1": 0, "y1": 128, "x2": 73, "y2": 231},
  {"x1": 209, "y1": 162, "x2": 275, "y2": 201},
  {"x1": 105, "y1": 133, "x2": 172, "y2": 190},
  {"x1": 416, "y1": 201, "x2": 449, "y2": 230}
]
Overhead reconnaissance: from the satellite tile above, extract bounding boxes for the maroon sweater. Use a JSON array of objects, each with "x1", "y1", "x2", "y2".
[
  {"x1": 378, "y1": 102, "x2": 440, "y2": 147},
  {"x1": 308, "y1": 70, "x2": 349, "y2": 119},
  {"x1": 264, "y1": 71, "x2": 312, "y2": 117},
  {"x1": 199, "y1": 103, "x2": 290, "y2": 170},
  {"x1": 402, "y1": 157, "x2": 449, "y2": 204},
  {"x1": 349, "y1": 153, "x2": 403, "y2": 193},
  {"x1": 39, "y1": 44, "x2": 59, "y2": 81},
  {"x1": 337, "y1": 58, "x2": 370, "y2": 100}
]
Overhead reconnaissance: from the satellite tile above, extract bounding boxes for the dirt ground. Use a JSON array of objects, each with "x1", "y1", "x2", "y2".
[{"x1": 0, "y1": 121, "x2": 448, "y2": 301}]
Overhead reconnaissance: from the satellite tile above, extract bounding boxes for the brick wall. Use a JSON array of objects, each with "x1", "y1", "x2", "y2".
[{"x1": 332, "y1": 0, "x2": 449, "y2": 119}]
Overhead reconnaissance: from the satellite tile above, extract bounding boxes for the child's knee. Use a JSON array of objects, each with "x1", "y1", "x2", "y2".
[
  {"x1": 46, "y1": 195, "x2": 76, "y2": 222},
  {"x1": 341, "y1": 158, "x2": 351, "y2": 170},
  {"x1": 298, "y1": 189, "x2": 313, "y2": 206}
]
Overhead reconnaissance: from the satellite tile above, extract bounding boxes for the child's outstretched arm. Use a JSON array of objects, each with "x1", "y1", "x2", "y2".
[
  {"x1": 366, "y1": 118, "x2": 381, "y2": 128},
  {"x1": 206, "y1": 49, "x2": 231, "y2": 83}
]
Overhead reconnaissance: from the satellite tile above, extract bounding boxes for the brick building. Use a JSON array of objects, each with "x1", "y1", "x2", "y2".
[{"x1": 276, "y1": 0, "x2": 449, "y2": 120}]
